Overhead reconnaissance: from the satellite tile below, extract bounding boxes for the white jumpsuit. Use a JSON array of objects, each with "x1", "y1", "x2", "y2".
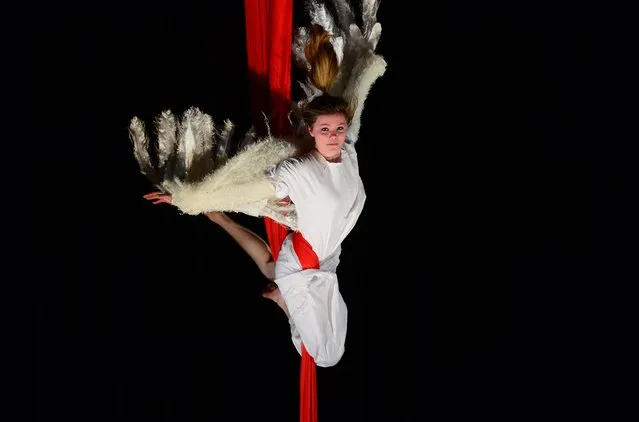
[{"x1": 270, "y1": 142, "x2": 366, "y2": 367}]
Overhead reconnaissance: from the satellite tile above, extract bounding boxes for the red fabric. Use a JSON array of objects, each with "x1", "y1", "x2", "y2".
[
  {"x1": 244, "y1": 0, "x2": 293, "y2": 261},
  {"x1": 292, "y1": 232, "x2": 319, "y2": 422},
  {"x1": 244, "y1": 0, "x2": 292, "y2": 137},
  {"x1": 292, "y1": 232, "x2": 320, "y2": 269},
  {"x1": 264, "y1": 198, "x2": 291, "y2": 262},
  {"x1": 243, "y1": 2, "x2": 318, "y2": 421}
]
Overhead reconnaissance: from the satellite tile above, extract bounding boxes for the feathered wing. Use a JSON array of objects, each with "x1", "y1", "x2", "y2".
[
  {"x1": 292, "y1": 0, "x2": 387, "y2": 143},
  {"x1": 129, "y1": 106, "x2": 298, "y2": 229},
  {"x1": 166, "y1": 137, "x2": 297, "y2": 227}
]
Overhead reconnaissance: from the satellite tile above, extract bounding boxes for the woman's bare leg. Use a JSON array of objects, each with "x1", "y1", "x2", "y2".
[
  {"x1": 205, "y1": 211, "x2": 289, "y2": 317},
  {"x1": 206, "y1": 211, "x2": 275, "y2": 279}
]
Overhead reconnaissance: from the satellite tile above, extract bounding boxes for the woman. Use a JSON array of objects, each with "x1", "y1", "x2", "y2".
[{"x1": 137, "y1": 2, "x2": 387, "y2": 366}]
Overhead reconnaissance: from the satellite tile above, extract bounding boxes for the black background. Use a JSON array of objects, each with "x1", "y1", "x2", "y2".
[{"x1": 28, "y1": 1, "x2": 605, "y2": 421}]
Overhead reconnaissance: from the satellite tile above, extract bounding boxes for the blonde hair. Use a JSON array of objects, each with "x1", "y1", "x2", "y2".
[
  {"x1": 301, "y1": 24, "x2": 354, "y2": 128},
  {"x1": 304, "y1": 24, "x2": 339, "y2": 92}
]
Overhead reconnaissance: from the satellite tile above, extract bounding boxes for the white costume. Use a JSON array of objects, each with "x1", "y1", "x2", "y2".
[
  {"x1": 271, "y1": 142, "x2": 365, "y2": 366},
  {"x1": 128, "y1": 0, "x2": 386, "y2": 367}
]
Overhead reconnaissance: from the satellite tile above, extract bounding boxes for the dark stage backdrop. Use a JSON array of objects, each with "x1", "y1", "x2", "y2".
[{"x1": 29, "y1": 1, "x2": 596, "y2": 421}]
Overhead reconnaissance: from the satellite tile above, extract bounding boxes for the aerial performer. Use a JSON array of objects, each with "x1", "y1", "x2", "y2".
[{"x1": 130, "y1": 1, "x2": 387, "y2": 420}]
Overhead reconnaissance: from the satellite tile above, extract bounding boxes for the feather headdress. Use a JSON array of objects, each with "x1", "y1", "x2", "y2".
[{"x1": 291, "y1": 0, "x2": 387, "y2": 142}]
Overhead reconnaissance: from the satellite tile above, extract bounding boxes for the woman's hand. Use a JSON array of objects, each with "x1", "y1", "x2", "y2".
[
  {"x1": 205, "y1": 211, "x2": 227, "y2": 224},
  {"x1": 143, "y1": 191, "x2": 172, "y2": 205}
]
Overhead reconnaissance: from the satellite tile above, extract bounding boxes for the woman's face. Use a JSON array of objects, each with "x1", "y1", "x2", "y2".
[{"x1": 309, "y1": 113, "x2": 348, "y2": 160}]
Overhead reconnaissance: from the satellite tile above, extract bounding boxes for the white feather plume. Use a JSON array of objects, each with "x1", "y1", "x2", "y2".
[
  {"x1": 129, "y1": 117, "x2": 158, "y2": 184},
  {"x1": 361, "y1": 0, "x2": 380, "y2": 40},
  {"x1": 327, "y1": 0, "x2": 354, "y2": 32},
  {"x1": 216, "y1": 119, "x2": 235, "y2": 163},
  {"x1": 154, "y1": 110, "x2": 177, "y2": 171}
]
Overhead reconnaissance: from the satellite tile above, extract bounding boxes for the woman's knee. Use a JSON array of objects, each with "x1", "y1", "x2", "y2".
[{"x1": 315, "y1": 344, "x2": 345, "y2": 368}]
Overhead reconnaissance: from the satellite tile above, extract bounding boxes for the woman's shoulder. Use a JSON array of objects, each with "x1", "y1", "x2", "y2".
[{"x1": 280, "y1": 150, "x2": 317, "y2": 170}]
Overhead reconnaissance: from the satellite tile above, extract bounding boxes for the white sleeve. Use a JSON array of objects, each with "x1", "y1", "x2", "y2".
[
  {"x1": 342, "y1": 140, "x2": 360, "y2": 172},
  {"x1": 269, "y1": 158, "x2": 301, "y2": 199}
]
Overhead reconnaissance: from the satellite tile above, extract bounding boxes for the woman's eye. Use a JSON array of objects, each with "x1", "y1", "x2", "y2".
[{"x1": 337, "y1": 127, "x2": 345, "y2": 131}]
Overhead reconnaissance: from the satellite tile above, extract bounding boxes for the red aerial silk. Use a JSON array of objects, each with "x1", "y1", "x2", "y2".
[
  {"x1": 291, "y1": 232, "x2": 320, "y2": 422},
  {"x1": 243, "y1": 1, "x2": 318, "y2": 421}
]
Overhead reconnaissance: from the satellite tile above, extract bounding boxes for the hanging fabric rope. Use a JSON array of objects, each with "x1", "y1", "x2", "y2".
[{"x1": 243, "y1": 1, "x2": 318, "y2": 421}]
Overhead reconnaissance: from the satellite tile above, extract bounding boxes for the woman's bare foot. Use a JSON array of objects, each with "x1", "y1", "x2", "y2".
[
  {"x1": 262, "y1": 282, "x2": 290, "y2": 318},
  {"x1": 261, "y1": 281, "x2": 277, "y2": 299}
]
